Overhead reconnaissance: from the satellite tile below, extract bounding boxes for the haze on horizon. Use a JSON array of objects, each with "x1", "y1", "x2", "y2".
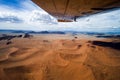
[{"x1": 0, "y1": 0, "x2": 120, "y2": 33}]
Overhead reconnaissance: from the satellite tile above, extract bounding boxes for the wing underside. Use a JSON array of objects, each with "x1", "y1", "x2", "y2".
[{"x1": 32, "y1": 0, "x2": 120, "y2": 22}]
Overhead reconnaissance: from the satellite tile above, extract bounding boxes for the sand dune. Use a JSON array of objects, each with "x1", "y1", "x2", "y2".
[
  {"x1": 0, "y1": 47, "x2": 18, "y2": 61},
  {"x1": 0, "y1": 34, "x2": 120, "y2": 80}
]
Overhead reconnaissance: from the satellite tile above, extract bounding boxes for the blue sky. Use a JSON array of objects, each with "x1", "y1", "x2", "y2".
[
  {"x1": 0, "y1": 0, "x2": 120, "y2": 32},
  {"x1": 0, "y1": 0, "x2": 22, "y2": 8}
]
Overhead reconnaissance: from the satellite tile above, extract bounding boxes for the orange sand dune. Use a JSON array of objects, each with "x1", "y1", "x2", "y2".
[{"x1": 0, "y1": 34, "x2": 120, "y2": 80}]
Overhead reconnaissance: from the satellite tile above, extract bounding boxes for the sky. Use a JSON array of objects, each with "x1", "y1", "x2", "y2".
[{"x1": 0, "y1": 0, "x2": 120, "y2": 32}]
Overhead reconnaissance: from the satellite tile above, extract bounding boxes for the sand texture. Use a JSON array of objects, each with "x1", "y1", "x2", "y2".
[{"x1": 0, "y1": 34, "x2": 120, "y2": 80}]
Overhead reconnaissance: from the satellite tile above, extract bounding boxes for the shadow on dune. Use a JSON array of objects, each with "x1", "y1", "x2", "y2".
[
  {"x1": 96, "y1": 35, "x2": 120, "y2": 38},
  {"x1": 0, "y1": 34, "x2": 22, "y2": 41},
  {"x1": 92, "y1": 41, "x2": 120, "y2": 50}
]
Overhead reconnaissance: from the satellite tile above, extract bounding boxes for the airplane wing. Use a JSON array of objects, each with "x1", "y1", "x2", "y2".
[{"x1": 32, "y1": 0, "x2": 120, "y2": 22}]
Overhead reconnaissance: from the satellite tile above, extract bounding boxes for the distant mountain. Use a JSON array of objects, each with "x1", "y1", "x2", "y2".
[
  {"x1": 0, "y1": 29, "x2": 65, "y2": 34},
  {"x1": 13, "y1": 30, "x2": 65, "y2": 34},
  {"x1": 0, "y1": 30, "x2": 120, "y2": 38},
  {"x1": 0, "y1": 30, "x2": 30, "y2": 33}
]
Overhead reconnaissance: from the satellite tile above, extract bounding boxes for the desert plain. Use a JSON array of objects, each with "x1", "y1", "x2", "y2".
[{"x1": 0, "y1": 33, "x2": 120, "y2": 80}]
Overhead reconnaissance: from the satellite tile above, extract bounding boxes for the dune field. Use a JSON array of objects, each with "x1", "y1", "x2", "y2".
[{"x1": 0, "y1": 34, "x2": 120, "y2": 80}]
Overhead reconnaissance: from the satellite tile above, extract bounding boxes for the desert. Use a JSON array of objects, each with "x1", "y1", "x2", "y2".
[{"x1": 0, "y1": 33, "x2": 120, "y2": 80}]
